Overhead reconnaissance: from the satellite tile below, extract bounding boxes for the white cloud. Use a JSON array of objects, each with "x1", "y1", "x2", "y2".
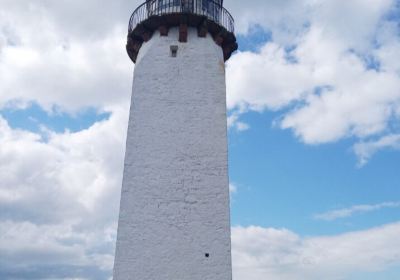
[
  {"x1": 0, "y1": 108, "x2": 128, "y2": 279},
  {"x1": 227, "y1": 44, "x2": 314, "y2": 112},
  {"x1": 314, "y1": 202, "x2": 400, "y2": 221},
  {"x1": 225, "y1": 0, "x2": 311, "y2": 44},
  {"x1": 226, "y1": 0, "x2": 400, "y2": 164},
  {"x1": 0, "y1": 106, "x2": 128, "y2": 217},
  {"x1": 232, "y1": 222, "x2": 400, "y2": 280},
  {"x1": 0, "y1": 0, "x2": 133, "y2": 112},
  {"x1": 0, "y1": 10, "x2": 132, "y2": 277},
  {"x1": 354, "y1": 134, "x2": 400, "y2": 166},
  {"x1": 0, "y1": 220, "x2": 115, "y2": 280},
  {"x1": 228, "y1": 112, "x2": 250, "y2": 132}
]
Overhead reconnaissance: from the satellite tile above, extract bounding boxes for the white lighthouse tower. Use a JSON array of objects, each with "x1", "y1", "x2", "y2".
[{"x1": 113, "y1": 0, "x2": 237, "y2": 279}]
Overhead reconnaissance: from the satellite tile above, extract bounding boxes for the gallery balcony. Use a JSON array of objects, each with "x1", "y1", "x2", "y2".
[{"x1": 127, "y1": 0, "x2": 238, "y2": 63}]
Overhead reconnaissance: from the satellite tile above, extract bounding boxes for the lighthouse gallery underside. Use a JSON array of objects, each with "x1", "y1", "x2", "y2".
[{"x1": 126, "y1": 0, "x2": 237, "y2": 63}]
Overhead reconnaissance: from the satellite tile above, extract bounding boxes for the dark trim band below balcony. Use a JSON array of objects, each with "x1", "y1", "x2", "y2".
[{"x1": 126, "y1": 0, "x2": 238, "y2": 63}]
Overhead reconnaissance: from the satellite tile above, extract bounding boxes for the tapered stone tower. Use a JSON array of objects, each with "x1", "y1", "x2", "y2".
[{"x1": 113, "y1": 0, "x2": 237, "y2": 279}]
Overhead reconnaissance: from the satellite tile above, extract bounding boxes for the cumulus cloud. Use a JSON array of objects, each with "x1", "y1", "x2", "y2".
[
  {"x1": 0, "y1": 109, "x2": 128, "y2": 279},
  {"x1": 225, "y1": 0, "x2": 311, "y2": 44},
  {"x1": 232, "y1": 222, "x2": 400, "y2": 280},
  {"x1": 314, "y1": 201, "x2": 400, "y2": 221},
  {"x1": 0, "y1": 221, "x2": 115, "y2": 279},
  {"x1": 226, "y1": 43, "x2": 314, "y2": 112},
  {"x1": 0, "y1": 0, "x2": 134, "y2": 112},
  {"x1": 0, "y1": 1, "x2": 146, "y2": 279},
  {"x1": 226, "y1": 0, "x2": 400, "y2": 164}
]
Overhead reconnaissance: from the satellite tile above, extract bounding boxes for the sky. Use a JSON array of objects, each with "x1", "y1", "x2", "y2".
[{"x1": 0, "y1": 0, "x2": 400, "y2": 279}]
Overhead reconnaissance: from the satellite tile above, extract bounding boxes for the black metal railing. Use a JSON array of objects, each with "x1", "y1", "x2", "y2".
[{"x1": 128, "y1": 0, "x2": 234, "y2": 34}]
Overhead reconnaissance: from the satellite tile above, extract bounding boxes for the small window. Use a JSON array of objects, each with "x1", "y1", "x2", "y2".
[{"x1": 170, "y1": 45, "x2": 178, "y2": 57}]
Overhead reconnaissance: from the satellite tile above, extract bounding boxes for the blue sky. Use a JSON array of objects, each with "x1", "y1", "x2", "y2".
[
  {"x1": 1, "y1": 0, "x2": 400, "y2": 280},
  {"x1": 0, "y1": 103, "x2": 110, "y2": 134},
  {"x1": 228, "y1": 21, "x2": 400, "y2": 238},
  {"x1": 228, "y1": 110, "x2": 400, "y2": 236},
  {"x1": 228, "y1": 20, "x2": 400, "y2": 238}
]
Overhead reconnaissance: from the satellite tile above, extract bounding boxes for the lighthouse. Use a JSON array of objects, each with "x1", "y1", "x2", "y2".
[{"x1": 113, "y1": 0, "x2": 237, "y2": 279}]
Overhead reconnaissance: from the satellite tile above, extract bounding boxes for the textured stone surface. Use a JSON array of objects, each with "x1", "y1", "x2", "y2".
[{"x1": 113, "y1": 27, "x2": 232, "y2": 280}]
